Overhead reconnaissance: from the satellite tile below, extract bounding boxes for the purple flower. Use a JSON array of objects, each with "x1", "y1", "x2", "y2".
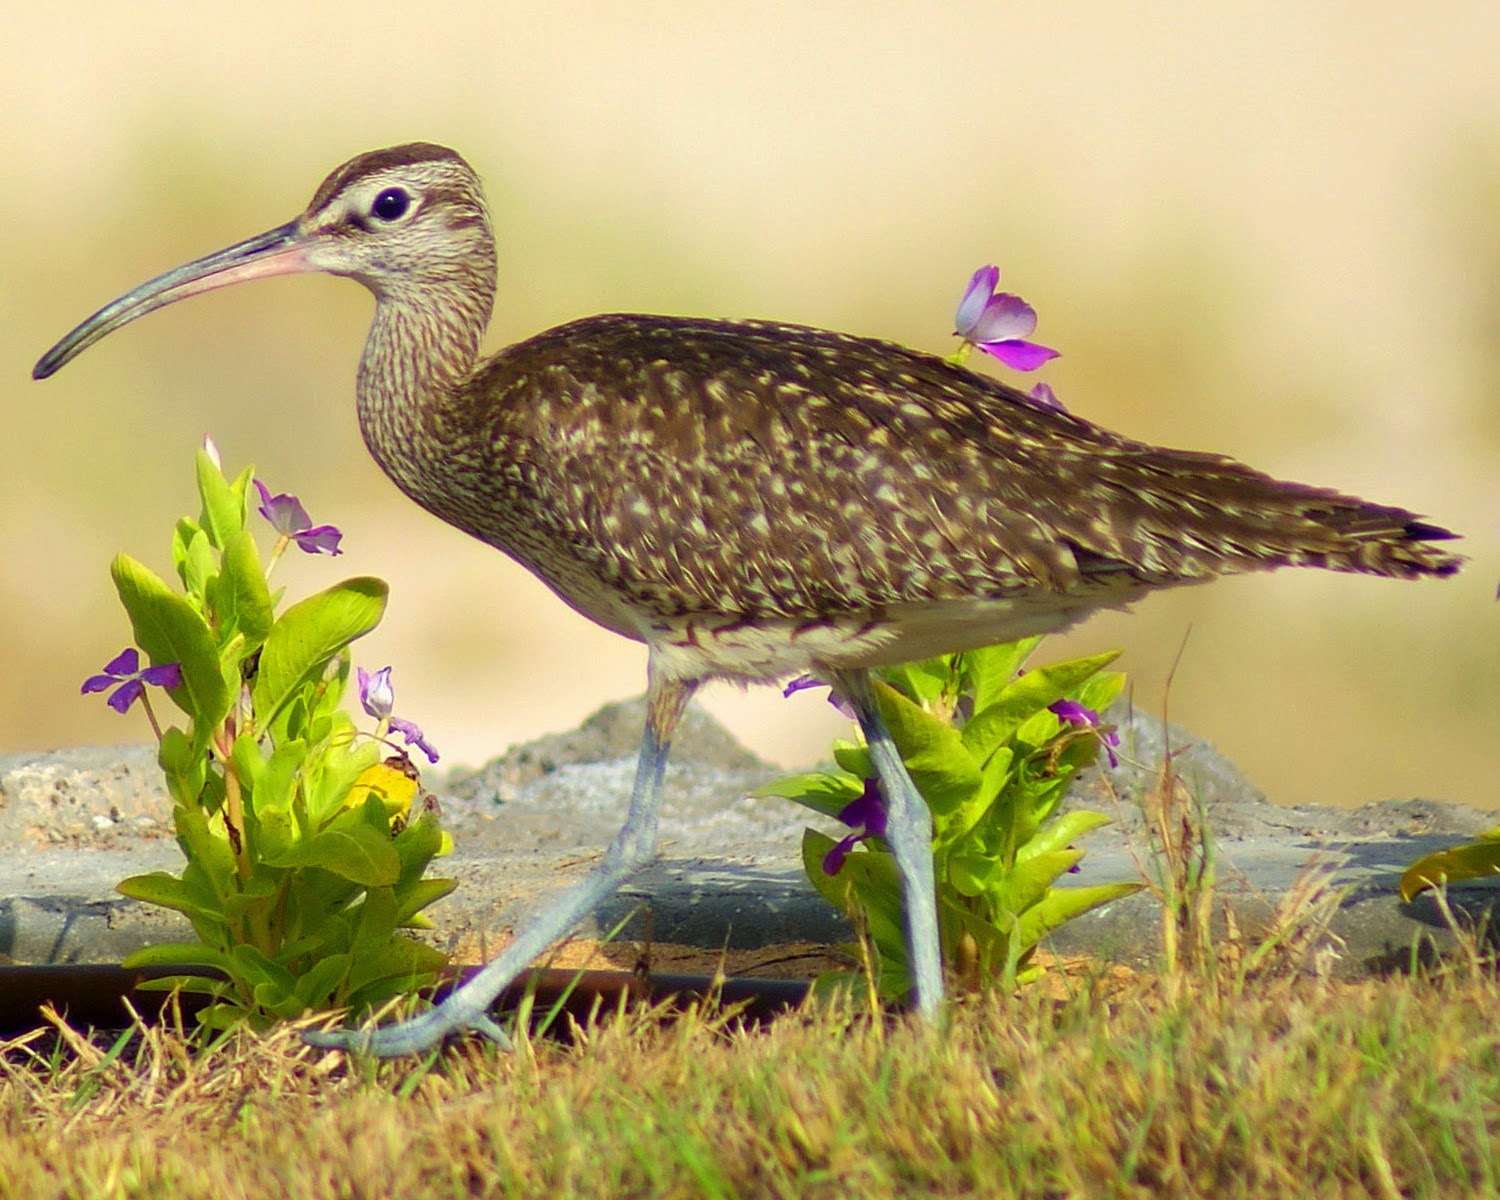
[
  {"x1": 782, "y1": 675, "x2": 823, "y2": 700},
  {"x1": 357, "y1": 666, "x2": 395, "y2": 720},
  {"x1": 389, "y1": 716, "x2": 440, "y2": 765},
  {"x1": 81, "y1": 648, "x2": 182, "y2": 714},
  {"x1": 358, "y1": 666, "x2": 439, "y2": 763},
  {"x1": 253, "y1": 479, "x2": 343, "y2": 556},
  {"x1": 1028, "y1": 382, "x2": 1067, "y2": 413},
  {"x1": 782, "y1": 674, "x2": 857, "y2": 720},
  {"x1": 1049, "y1": 698, "x2": 1120, "y2": 768},
  {"x1": 954, "y1": 266, "x2": 1059, "y2": 371},
  {"x1": 823, "y1": 777, "x2": 888, "y2": 875}
]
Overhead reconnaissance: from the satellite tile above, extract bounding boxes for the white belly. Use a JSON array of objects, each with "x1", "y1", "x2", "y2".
[{"x1": 644, "y1": 582, "x2": 1171, "y2": 686}]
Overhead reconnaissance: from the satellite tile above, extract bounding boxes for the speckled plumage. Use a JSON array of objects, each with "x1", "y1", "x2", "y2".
[{"x1": 305, "y1": 145, "x2": 1461, "y2": 686}]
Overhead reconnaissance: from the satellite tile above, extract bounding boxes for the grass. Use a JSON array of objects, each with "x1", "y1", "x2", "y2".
[
  {"x1": 2, "y1": 957, "x2": 1497, "y2": 1199},
  {"x1": 4, "y1": 725, "x2": 1496, "y2": 1199}
]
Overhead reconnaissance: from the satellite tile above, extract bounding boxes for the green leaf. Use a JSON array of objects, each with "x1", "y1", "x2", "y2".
[
  {"x1": 873, "y1": 680, "x2": 980, "y2": 816},
  {"x1": 158, "y1": 727, "x2": 206, "y2": 807},
  {"x1": 947, "y1": 853, "x2": 996, "y2": 898},
  {"x1": 937, "y1": 746, "x2": 1014, "y2": 851},
  {"x1": 1015, "y1": 709, "x2": 1060, "y2": 749},
  {"x1": 1076, "y1": 670, "x2": 1126, "y2": 715},
  {"x1": 172, "y1": 805, "x2": 236, "y2": 898},
  {"x1": 293, "y1": 953, "x2": 352, "y2": 1009},
  {"x1": 345, "y1": 937, "x2": 447, "y2": 1009},
  {"x1": 1401, "y1": 841, "x2": 1500, "y2": 902},
  {"x1": 350, "y1": 886, "x2": 399, "y2": 965},
  {"x1": 222, "y1": 872, "x2": 283, "y2": 926},
  {"x1": 991, "y1": 850, "x2": 1084, "y2": 915},
  {"x1": 752, "y1": 771, "x2": 864, "y2": 821},
  {"x1": 254, "y1": 984, "x2": 306, "y2": 1021},
  {"x1": 392, "y1": 813, "x2": 451, "y2": 881},
  {"x1": 801, "y1": 830, "x2": 908, "y2": 961},
  {"x1": 941, "y1": 898, "x2": 1009, "y2": 974},
  {"x1": 283, "y1": 911, "x2": 356, "y2": 962},
  {"x1": 213, "y1": 530, "x2": 274, "y2": 653},
  {"x1": 961, "y1": 649, "x2": 1121, "y2": 760},
  {"x1": 172, "y1": 520, "x2": 217, "y2": 599},
  {"x1": 1016, "y1": 882, "x2": 1142, "y2": 948},
  {"x1": 1016, "y1": 809, "x2": 1114, "y2": 861},
  {"x1": 959, "y1": 711, "x2": 1020, "y2": 763},
  {"x1": 300, "y1": 656, "x2": 353, "y2": 746},
  {"x1": 251, "y1": 577, "x2": 388, "y2": 731},
  {"x1": 117, "y1": 872, "x2": 204, "y2": 917},
  {"x1": 831, "y1": 740, "x2": 872, "y2": 779},
  {"x1": 197, "y1": 1003, "x2": 260, "y2": 1031},
  {"x1": 253, "y1": 803, "x2": 299, "y2": 863},
  {"x1": 1007, "y1": 775, "x2": 1069, "y2": 848},
  {"x1": 878, "y1": 657, "x2": 952, "y2": 706},
  {"x1": 111, "y1": 553, "x2": 232, "y2": 731},
  {"x1": 960, "y1": 637, "x2": 1041, "y2": 715},
  {"x1": 262, "y1": 822, "x2": 401, "y2": 887},
  {"x1": 197, "y1": 452, "x2": 250, "y2": 549},
  {"x1": 131, "y1": 975, "x2": 234, "y2": 999},
  {"x1": 122, "y1": 942, "x2": 231, "y2": 973},
  {"x1": 345, "y1": 898, "x2": 449, "y2": 1000},
  {"x1": 393, "y1": 877, "x2": 458, "y2": 926},
  {"x1": 801, "y1": 828, "x2": 861, "y2": 909},
  {"x1": 1014, "y1": 649, "x2": 1122, "y2": 707},
  {"x1": 248, "y1": 740, "x2": 304, "y2": 824},
  {"x1": 177, "y1": 863, "x2": 232, "y2": 942},
  {"x1": 231, "y1": 943, "x2": 297, "y2": 995},
  {"x1": 305, "y1": 736, "x2": 380, "y2": 826}
]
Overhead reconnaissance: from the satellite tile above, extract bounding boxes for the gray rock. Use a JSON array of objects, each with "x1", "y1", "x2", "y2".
[
  {"x1": 1, "y1": 696, "x2": 1496, "y2": 980},
  {"x1": 0, "y1": 846, "x2": 184, "y2": 964},
  {"x1": 447, "y1": 695, "x2": 771, "y2": 806},
  {"x1": 0, "y1": 744, "x2": 171, "y2": 849}
]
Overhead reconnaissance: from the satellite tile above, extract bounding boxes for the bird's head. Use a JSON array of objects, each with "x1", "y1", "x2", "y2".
[{"x1": 34, "y1": 142, "x2": 495, "y2": 380}]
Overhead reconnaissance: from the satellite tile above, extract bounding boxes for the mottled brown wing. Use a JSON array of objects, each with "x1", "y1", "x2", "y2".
[{"x1": 469, "y1": 314, "x2": 1460, "y2": 622}]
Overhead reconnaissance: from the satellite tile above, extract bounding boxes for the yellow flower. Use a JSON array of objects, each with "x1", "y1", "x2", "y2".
[{"x1": 345, "y1": 756, "x2": 420, "y2": 823}]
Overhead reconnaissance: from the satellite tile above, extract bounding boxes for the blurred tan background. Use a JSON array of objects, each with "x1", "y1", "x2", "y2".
[{"x1": 2, "y1": 2, "x2": 1495, "y2": 809}]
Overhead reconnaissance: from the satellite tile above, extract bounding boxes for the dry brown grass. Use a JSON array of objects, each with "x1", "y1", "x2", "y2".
[{"x1": 1, "y1": 954, "x2": 1496, "y2": 1200}]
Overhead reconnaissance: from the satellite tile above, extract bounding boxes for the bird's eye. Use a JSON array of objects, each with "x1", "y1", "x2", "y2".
[{"x1": 371, "y1": 188, "x2": 411, "y2": 222}]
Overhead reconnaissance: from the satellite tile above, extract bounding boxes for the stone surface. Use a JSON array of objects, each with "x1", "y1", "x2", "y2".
[
  {"x1": 0, "y1": 745, "x2": 169, "y2": 848},
  {"x1": 2, "y1": 696, "x2": 1496, "y2": 978}
]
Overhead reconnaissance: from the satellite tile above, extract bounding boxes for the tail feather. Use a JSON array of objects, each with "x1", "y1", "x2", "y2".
[
  {"x1": 1077, "y1": 447, "x2": 1466, "y2": 584},
  {"x1": 1288, "y1": 502, "x2": 1463, "y2": 580}
]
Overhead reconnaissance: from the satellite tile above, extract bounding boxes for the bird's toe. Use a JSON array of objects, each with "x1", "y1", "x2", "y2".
[{"x1": 304, "y1": 1002, "x2": 512, "y2": 1058}]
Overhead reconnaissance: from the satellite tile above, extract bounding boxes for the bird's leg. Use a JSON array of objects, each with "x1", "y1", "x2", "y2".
[
  {"x1": 306, "y1": 668, "x2": 697, "y2": 1058},
  {"x1": 828, "y1": 667, "x2": 944, "y2": 1019}
]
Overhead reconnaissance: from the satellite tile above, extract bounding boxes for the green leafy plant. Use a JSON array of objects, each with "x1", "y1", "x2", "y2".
[
  {"x1": 84, "y1": 444, "x2": 455, "y2": 1029},
  {"x1": 1401, "y1": 828, "x2": 1500, "y2": 903},
  {"x1": 762, "y1": 639, "x2": 1141, "y2": 1000}
]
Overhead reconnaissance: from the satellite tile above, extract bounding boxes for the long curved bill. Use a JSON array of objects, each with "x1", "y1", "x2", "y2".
[{"x1": 33, "y1": 220, "x2": 310, "y2": 380}]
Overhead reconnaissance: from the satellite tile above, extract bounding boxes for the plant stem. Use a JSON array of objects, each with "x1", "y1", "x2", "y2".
[
  {"x1": 219, "y1": 751, "x2": 278, "y2": 956},
  {"x1": 138, "y1": 694, "x2": 165, "y2": 743},
  {"x1": 265, "y1": 534, "x2": 290, "y2": 576},
  {"x1": 215, "y1": 727, "x2": 252, "y2": 888}
]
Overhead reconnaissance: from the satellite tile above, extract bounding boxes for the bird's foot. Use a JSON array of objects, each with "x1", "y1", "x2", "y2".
[{"x1": 304, "y1": 996, "x2": 511, "y2": 1058}]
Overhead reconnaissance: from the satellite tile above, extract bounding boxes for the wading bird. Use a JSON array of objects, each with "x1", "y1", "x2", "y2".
[{"x1": 34, "y1": 143, "x2": 1463, "y2": 1055}]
